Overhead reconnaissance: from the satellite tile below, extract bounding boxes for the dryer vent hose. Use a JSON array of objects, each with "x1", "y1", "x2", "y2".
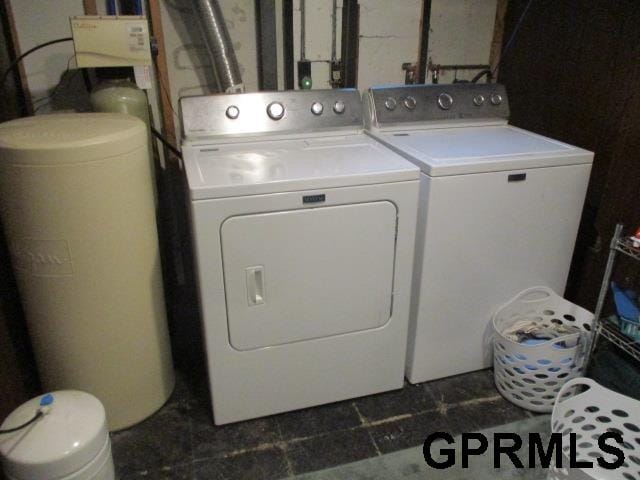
[{"x1": 192, "y1": 0, "x2": 245, "y2": 93}]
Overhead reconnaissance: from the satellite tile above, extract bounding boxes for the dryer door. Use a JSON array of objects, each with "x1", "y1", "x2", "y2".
[{"x1": 221, "y1": 201, "x2": 397, "y2": 350}]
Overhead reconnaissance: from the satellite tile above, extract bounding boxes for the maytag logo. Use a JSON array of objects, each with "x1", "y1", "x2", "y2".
[
  {"x1": 11, "y1": 239, "x2": 73, "y2": 275},
  {"x1": 303, "y1": 194, "x2": 326, "y2": 204}
]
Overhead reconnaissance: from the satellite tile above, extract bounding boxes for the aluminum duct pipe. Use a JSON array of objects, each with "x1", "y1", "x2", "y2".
[{"x1": 193, "y1": 0, "x2": 244, "y2": 93}]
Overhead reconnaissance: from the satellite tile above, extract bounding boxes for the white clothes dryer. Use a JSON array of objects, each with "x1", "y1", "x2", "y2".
[{"x1": 181, "y1": 89, "x2": 420, "y2": 424}]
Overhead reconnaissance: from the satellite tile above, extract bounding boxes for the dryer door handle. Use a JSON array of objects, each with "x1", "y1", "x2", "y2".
[{"x1": 246, "y1": 266, "x2": 265, "y2": 306}]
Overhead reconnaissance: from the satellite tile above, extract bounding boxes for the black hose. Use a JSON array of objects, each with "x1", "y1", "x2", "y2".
[
  {"x1": 151, "y1": 126, "x2": 182, "y2": 159},
  {"x1": 490, "y1": 0, "x2": 534, "y2": 78},
  {"x1": 1, "y1": 37, "x2": 73, "y2": 87},
  {"x1": 81, "y1": 68, "x2": 93, "y2": 93},
  {"x1": 471, "y1": 69, "x2": 492, "y2": 84},
  {"x1": 0, "y1": 411, "x2": 42, "y2": 434}
]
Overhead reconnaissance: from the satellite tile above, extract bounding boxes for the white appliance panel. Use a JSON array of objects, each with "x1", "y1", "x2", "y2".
[
  {"x1": 183, "y1": 135, "x2": 419, "y2": 200},
  {"x1": 406, "y1": 163, "x2": 592, "y2": 382},
  {"x1": 183, "y1": 89, "x2": 420, "y2": 425},
  {"x1": 371, "y1": 125, "x2": 592, "y2": 176},
  {"x1": 388, "y1": 126, "x2": 572, "y2": 159},
  {"x1": 189, "y1": 181, "x2": 418, "y2": 424},
  {"x1": 221, "y1": 202, "x2": 397, "y2": 350}
]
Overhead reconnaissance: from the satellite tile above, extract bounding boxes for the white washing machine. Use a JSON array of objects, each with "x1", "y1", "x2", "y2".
[
  {"x1": 364, "y1": 83, "x2": 593, "y2": 384},
  {"x1": 181, "y1": 89, "x2": 419, "y2": 425}
]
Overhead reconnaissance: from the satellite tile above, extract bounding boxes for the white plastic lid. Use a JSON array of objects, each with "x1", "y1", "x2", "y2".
[
  {"x1": 0, "y1": 113, "x2": 146, "y2": 165},
  {"x1": 0, "y1": 391, "x2": 109, "y2": 480}
]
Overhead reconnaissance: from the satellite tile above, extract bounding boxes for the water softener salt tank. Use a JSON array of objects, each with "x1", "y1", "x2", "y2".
[
  {"x1": 89, "y1": 79, "x2": 154, "y2": 174},
  {"x1": 0, "y1": 113, "x2": 174, "y2": 431}
]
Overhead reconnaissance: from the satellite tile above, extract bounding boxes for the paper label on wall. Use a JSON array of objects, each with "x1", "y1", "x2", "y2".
[
  {"x1": 134, "y1": 65, "x2": 152, "y2": 90},
  {"x1": 127, "y1": 23, "x2": 148, "y2": 52}
]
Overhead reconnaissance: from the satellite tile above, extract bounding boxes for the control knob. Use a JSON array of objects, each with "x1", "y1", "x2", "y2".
[
  {"x1": 333, "y1": 100, "x2": 346, "y2": 114},
  {"x1": 225, "y1": 105, "x2": 240, "y2": 119},
  {"x1": 266, "y1": 101, "x2": 285, "y2": 120},
  {"x1": 490, "y1": 93, "x2": 503, "y2": 105},
  {"x1": 311, "y1": 102, "x2": 324, "y2": 115},
  {"x1": 437, "y1": 93, "x2": 454, "y2": 110},
  {"x1": 472, "y1": 94, "x2": 485, "y2": 106},
  {"x1": 403, "y1": 96, "x2": 417, "y2": 110},
  {"x1": 384, "y1": 97, "x2": 397, "y2": 111}
]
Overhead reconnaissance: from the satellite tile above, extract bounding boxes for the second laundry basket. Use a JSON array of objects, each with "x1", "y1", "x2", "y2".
[{"x1": 549, "y1": 377, "x2": 640, "y2": 480}]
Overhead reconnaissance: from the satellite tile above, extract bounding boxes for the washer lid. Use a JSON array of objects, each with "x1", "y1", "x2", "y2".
[
  {"x1": 370, "y1": 125, "x2": 593, "y2": 176},
  {"x1": 183, "y1": 133, "x2": 419, "y2": 200},
  {"x1": 0, "y1": 391, "x2": 109, "y2": 480}
]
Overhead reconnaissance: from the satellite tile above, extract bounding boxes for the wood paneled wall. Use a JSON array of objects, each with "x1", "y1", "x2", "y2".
[
  {"x1": 499, "y1": 0, "x2": 640, "y2": 309},
  {"x1": 0, "y1": 1, "x2": 39, "y2": 421}
]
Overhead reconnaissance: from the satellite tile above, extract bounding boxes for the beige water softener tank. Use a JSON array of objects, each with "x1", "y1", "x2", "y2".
[{"x1": 0, "y1": 113, "x2": 175, "y2": 431}]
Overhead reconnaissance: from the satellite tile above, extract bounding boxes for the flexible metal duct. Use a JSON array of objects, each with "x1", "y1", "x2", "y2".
[{"x1": 193, "y1": 0, "x2": 244, "y2": 93}]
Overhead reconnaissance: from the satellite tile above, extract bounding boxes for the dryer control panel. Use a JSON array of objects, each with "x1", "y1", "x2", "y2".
[
  {"x1": 366, "y1": 83, "x2": 510, "y2": 129},
  {"x1": 181, "y1": 89, "x2": 363, "y2": 141}
]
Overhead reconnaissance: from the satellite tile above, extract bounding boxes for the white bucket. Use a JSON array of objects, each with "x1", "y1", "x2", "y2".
[{"x1": 0, "y1": 391, "x2": 114, "y2": 480}]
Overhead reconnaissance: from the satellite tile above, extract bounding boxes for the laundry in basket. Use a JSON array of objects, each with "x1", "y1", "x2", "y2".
[{"x1": 501, "y1": 320, "x2": 583, "y2": 346}]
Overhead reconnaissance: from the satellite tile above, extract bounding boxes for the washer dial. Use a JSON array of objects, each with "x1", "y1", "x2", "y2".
[
  {"x1": 472, "y1": 94, "x2": 485, "y2": 107},
  {"x1": 225, "y1": 105, "x2": 240, "y2": 119},
  {"x1": 403, "y1": 96, "x2": 417, "y2": 110},
  {"x1": 490, "y1": 93, "x2": 503, "y2": 106},
  {"x1": 333, "y1": 100, "x2": 346, "y2": 114},
  {"x1": 437, "y1": 93, "x2": 454, "y2": 110},
  {"x1": 311, "y1": 102, "x2": 324, "y2": 115},
  {"x1": 384, "y1": 97, "x2": 397, "y2": 111},
  {"x1": 266, "y1": 101, "x2": 285, "y2": 120}
]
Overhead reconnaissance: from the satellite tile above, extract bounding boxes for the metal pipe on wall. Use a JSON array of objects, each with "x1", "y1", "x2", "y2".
[
  {"x1": 255, "y1": 0, "x2": 278, "y2": 90},
  {"x1": 300, "y1": 0, "x2": 306, "y2": 60},
  {"x1": 331, "y1": 0, "x2": 337, "y2": 63},
  {"x1": 283, "y1": 0, "x2": 294, "y2": 89},
  {"x1": 106, "y1": 0, "x2": 117, "y2": 15},
  {"x1": 192, "y1": 0, "x2": 244, "y2": 93},
  {"x1": 340, "y1": 0, "x2": 359, "y2": 88},
  {"x1": 416, "y1": 0, "x2": 432, "y2": 83}
]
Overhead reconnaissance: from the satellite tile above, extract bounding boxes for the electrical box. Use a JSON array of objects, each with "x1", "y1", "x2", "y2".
[{"x1": 70, "y1": 16, "x2": 152, "y2": 68}]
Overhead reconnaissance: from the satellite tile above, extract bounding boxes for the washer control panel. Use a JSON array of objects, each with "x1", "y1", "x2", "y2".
[
  {"x1": 367, "y1": 83, "x2": 509, "y2": 127},
  {"x1": 181, "y1": 89, "x2": 363, "y2": 140}
]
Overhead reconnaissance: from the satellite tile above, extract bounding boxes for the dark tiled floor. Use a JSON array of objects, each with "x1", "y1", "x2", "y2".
[
  {"x1": 353, "y1": 381, "x2": 437, "y2": 423},
  {"x1": 367, "y1": 410, "x2": 450, "y2": 454},
  {"x1": 428, "y1": 368, "x2": 498, "y2": 405},
  {"x1": 276, "y1": 401, "x2": 362, "y2": 441},
  {"x1": 193, "y1": 447, "x2": 289, "y2": 480},
  {"x1": 287, "y1": 428, "x2": 378, "y2": 474},
  {"x1": 111, "y1": 368, "x2": 531, "y2": 480}
]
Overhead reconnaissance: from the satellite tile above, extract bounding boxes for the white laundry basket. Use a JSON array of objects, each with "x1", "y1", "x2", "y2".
[
  {"x1": 493, "y1": 286, "x2": 594, "y2": 412},
  {"x1": 549, "y1": 377, "x2": 640, "y2": 480}
]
